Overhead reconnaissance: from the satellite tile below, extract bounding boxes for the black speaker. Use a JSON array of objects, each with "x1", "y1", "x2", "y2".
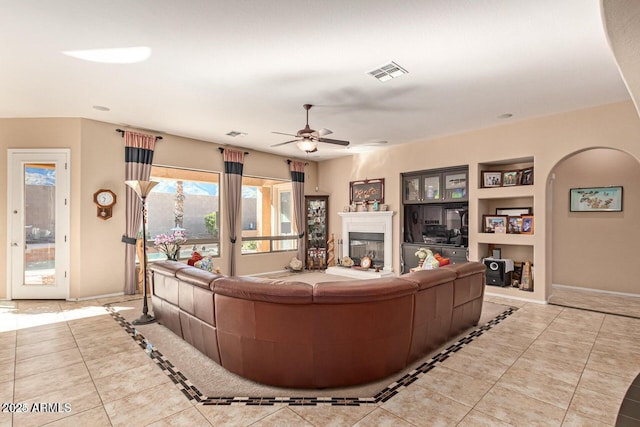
[{"x1": 484, "y1": 259, "x2": 512, "y2": 287}]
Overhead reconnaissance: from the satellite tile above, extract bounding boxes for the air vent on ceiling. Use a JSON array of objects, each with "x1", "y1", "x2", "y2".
[
  {"x1": 226, "y1": 131, "x2": 247, "y2": 137},
  {"x1": 368, "y1": 61, "x2": 408, "y2": 82}
]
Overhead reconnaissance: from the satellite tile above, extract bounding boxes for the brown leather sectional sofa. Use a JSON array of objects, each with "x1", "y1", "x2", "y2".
[{"x1": 149, "y1": 260, "x2": 486, "y2": 388}]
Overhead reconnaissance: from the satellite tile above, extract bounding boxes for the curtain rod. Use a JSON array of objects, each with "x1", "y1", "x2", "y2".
[
  {"x1": 287, "y1": 160, "x2": 309, "y2": 165},
  {"x1": 116, "y1": 128, "x2": 163, "y2": 141},
  {"x1": 219, "y1": 147, "x2": 249, "y2": 155}
]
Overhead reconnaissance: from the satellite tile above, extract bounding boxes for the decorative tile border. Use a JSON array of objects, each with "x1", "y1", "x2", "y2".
[{"x1": 106, "y1": 303, "x2": 517, "y2": 406}]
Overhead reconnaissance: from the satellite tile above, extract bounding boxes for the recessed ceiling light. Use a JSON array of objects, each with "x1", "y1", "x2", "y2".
[
  {"x1": 93, "y1": 105, "x2": 110, "y2": 111},
  {"x1": 62, "y1": 46, "x2": 151, "y2": 64},
  {"x1": 498, "y1": 113, "x2": 513, "y2": 119},
  {"x1": 368, "y1": 61, "x2": 408, "y2": 82}
]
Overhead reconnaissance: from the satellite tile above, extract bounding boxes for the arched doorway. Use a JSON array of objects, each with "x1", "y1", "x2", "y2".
[{"x1": 548, "y1": 147, "x2": 640, "y2": 314}]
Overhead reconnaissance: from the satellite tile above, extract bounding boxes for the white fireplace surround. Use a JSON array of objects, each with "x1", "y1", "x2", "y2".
[{"x1": 337, "y1": 211, "x2": 394, "y2": 273}]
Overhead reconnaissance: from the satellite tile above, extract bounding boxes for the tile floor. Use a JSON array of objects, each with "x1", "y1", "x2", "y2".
[{"x1": 0, "y1": 291, "x2": 638, "y2": 426}]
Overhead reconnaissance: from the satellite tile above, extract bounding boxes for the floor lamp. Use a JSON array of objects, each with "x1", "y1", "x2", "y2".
[{"x1": 125, "y1": 180, "x2": 158, "y2": 325}]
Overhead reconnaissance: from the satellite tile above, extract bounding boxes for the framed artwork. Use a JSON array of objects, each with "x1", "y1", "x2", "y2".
[
  {"x1": 502, "y1": 170, "x2": 520, "y2": 186},
  {"x1": 482, "y1": 171, "x2": 502, "y2": 188},
  {"x1": 496, "y1": 207, "x2": 532, "y2": 216},
  {"x1": 483, "y1": 215, "x2": 508, "y2": 233},
  {"x1": 520, "y1": 167, "x2": 534, "y2": 185},
  {"x1": 350, "y1": 178, "x2": 385, "y2": 204},
  {"x1": 569, "y1": 186, "x2": 623, "y2": 212},
  {"x1": 521, "y1": 215, "x2": 534, "y2": 234},
  {"x1": 507, "y1": 216, "x2": 524, "y2": 234}
]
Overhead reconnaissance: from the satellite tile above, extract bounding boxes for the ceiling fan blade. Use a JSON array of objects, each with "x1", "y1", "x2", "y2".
[
  {"x1": 271, "y1": 139, "x2": 300, "y2": 147},
  {"x1": 318, "y1": 128, "x2": 333, "y2": 136},
  {"x1": 318, "y1": 137, "x2": 350, "y2": 146},
  {"x1": 272, "y1": 131, "x2": 298, "y2": 137}
]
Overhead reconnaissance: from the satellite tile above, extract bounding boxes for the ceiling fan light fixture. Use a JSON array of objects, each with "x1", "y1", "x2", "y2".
[{"x1": 296, "y1": 139, "x2": 317, "y2": 153}]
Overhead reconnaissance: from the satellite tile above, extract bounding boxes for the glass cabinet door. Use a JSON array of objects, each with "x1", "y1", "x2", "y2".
[
  {"x1": 305, "y1": 196, "x2": 328, "y2": 269},
  {"x1": 403, "y1": 176, "x2": 422, "y2": 203},
  {"x1": 443, "y1": 170, "x2": 468, "y2": 201},
  {"x1": 422, "y1": 175, "x2": 441, "y2": 202}
]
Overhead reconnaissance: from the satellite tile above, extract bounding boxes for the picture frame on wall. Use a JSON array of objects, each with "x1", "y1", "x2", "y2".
[
  {"x1": 569, "y1": 186, "x2": 623, "y2": 212},
  {"x1": 502, "y1": 170, "x2": 520, "y2": 186},
  {"x1": 521, "y1": 215, "x2": 534, "y2": 234},
  {"x1": 482, "y1": 171, "x2": 502, "y2": 188},
  {"x1": 350, "y1": 178, "x2": 385, "y2": 204},
  {"x1": 483, "y1": 215, "x2": 508, "y2": 233}
]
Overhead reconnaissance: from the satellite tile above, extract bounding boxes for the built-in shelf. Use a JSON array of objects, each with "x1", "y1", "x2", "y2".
[
  {"x1": 476, "y1": 233, "x2": 535, "y2": 245},
  {"x1": 476, "y1": 185, "x2": 534, "y2": 199}
]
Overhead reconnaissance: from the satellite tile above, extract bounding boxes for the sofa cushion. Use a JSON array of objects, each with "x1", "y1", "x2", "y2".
[
  {"x1": 150, "y1": 260, "x2": 190, "y2": 276},
  {"x1": 441, "y1": 262, "x2": 486, "y2": 278},
  {"x1": 212, "y1": 276, "x2": 313, "y2": 304},
  {"x1": 176, "y1": 267, "x2": 223, "y2": 289},
  {"x1": 399, "y1": 268, "x2": 457, "y2": 291},
  {"x1": 313, "y1": 277, "x2": 417, "y2": 303}
]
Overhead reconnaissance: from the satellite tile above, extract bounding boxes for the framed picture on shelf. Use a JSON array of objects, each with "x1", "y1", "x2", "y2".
[
  {"x1": 482, "y1": 171, "x2": 502, "y2": 188},
  {"x1": 507, "y1": 216, "x2": 524, "y2": 234},
  {"x1": 502, "y1": 170, "x2": 520, "y2": 186},
  {"x1": 520, "y1": 167, "x2": 534, "y2": 185},
  {"x1": 569, "y1": 186, "x2": 623, "y2": 212},
  {"x1": 521, "y1": 215, "x2": 534, "y2": 234},
  {"x1": 483, "y1": 215, "x2": 508, "y2": 233},
  {"x1": 350, "y1": 178, "x2": 385, "y2": 204},
  {"x1": 496, "y1": 207, "x2": 532, "y2": 216}
]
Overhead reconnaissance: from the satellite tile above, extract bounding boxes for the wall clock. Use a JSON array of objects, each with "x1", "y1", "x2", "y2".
[
  {"x1": 93, "y1": 189, "x2": 117, "y2": 220},
  {"x1": 360, "y1": 256, "x2": 372, "y2": 269}
]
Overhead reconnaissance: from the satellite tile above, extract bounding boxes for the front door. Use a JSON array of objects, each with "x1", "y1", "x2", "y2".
[{"x1": 8, "y1": 149, "x2": 70, "y2": 299}]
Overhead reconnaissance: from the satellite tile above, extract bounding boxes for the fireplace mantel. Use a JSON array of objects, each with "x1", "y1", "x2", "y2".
[{"x1": 327, "y1": 210, "x2": 395, "y2": 277}]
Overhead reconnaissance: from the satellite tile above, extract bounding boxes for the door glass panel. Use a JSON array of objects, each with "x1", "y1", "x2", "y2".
[{"x1": 24, "y1": 163, "x2": 56, "y2": 285}]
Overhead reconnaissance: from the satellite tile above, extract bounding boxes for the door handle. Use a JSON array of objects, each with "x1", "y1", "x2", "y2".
[{"x1": 12, "y1": 242, "x2": 18, "y2": 246}]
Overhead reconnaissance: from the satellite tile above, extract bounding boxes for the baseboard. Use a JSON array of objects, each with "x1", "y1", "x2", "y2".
[
  {"x1": 552, "y1": 284, "x2": 640, "y2": 298},
  {"x1": 249, "y1": 269, "x2": 290, "y2": 277},
  {"x1": 67, "y1": 291, "x2": 125, "y2": 302},
  {"x1": 485, "y1": 291, "x2": 548, "y2": 304}
]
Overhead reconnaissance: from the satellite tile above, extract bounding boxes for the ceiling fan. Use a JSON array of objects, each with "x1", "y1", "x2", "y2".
[{"x1": 271, "y1": 104, "x2": 350, "y2": 153}]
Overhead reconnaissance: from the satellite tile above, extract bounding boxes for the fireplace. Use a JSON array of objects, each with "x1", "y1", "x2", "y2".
[
  {"x1": 326, "y1": 210, "x2": 394, "y2": 278},
  {"x1": 349, "y1": 232, "x2": 384, "y2": 267}
]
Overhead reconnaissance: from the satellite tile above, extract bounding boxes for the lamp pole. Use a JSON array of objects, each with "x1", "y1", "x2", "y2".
[{"x1": 125, "y1": 180, "x2": 158, "y2": 325}]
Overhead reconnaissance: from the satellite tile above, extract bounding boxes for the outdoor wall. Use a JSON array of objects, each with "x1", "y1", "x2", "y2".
[
  {"x1": 2, "y1": 118, "x2": 318, "y2": 300},
  {"x1": 318, "y1": 101, "x2": 640, "y2": 300},
  {"x1": 551, "y1": 148, "x2": 640, "y2": 294}
]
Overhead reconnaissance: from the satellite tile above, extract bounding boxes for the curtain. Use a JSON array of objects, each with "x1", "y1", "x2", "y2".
[
  {"x1": 122, "y1": 131, "x2": 157, "y2": 294},
  {"x1": 223, "y1": 149, "x2": 245, "y2": 276},
  {"x1": 289, "y1": 161, "x2": 306, "y2": 268}
]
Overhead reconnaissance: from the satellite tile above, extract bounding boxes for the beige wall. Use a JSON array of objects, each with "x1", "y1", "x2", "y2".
[
  {"x1": 318, "y1": 101, "x2": 640, "y2": 300},
  {"x1": 2, "y1": 118, "x2": 318, "y2": 299},
  {"x1": 551, "y1": 148, "x2": 640, "y2": 294}
]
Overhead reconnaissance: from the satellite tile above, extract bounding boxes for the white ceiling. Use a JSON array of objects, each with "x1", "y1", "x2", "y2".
[{"x1": 0, "y1": 0, "x2": 631, "y2": 160}]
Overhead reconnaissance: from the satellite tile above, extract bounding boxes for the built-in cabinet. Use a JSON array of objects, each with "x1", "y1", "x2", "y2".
[
  {"x1": 305, "y1": 196, "x2": 328, "y2": 269},
  {"x1": 401, "y1": 166, "x2": 469, "y2": 274},
  {"x1": 403, "y1": 168, "x2": 468, "y2": 204}
]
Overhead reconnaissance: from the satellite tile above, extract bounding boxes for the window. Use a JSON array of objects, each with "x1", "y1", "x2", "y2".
[
  {"x1": 241, "y1": 176, "x2": 298, "y2": 254},
  {"x1": 146, "y1": 166, "x2": 220, "y2": 260}
]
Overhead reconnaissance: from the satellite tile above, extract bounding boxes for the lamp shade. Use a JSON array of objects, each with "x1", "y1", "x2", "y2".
[
  {"x1": 296, "y1": 138, "x2": 317, "y2": 153},
  {"x1": 125, "y1": 180, "x2": 158, "y2": 198}
]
